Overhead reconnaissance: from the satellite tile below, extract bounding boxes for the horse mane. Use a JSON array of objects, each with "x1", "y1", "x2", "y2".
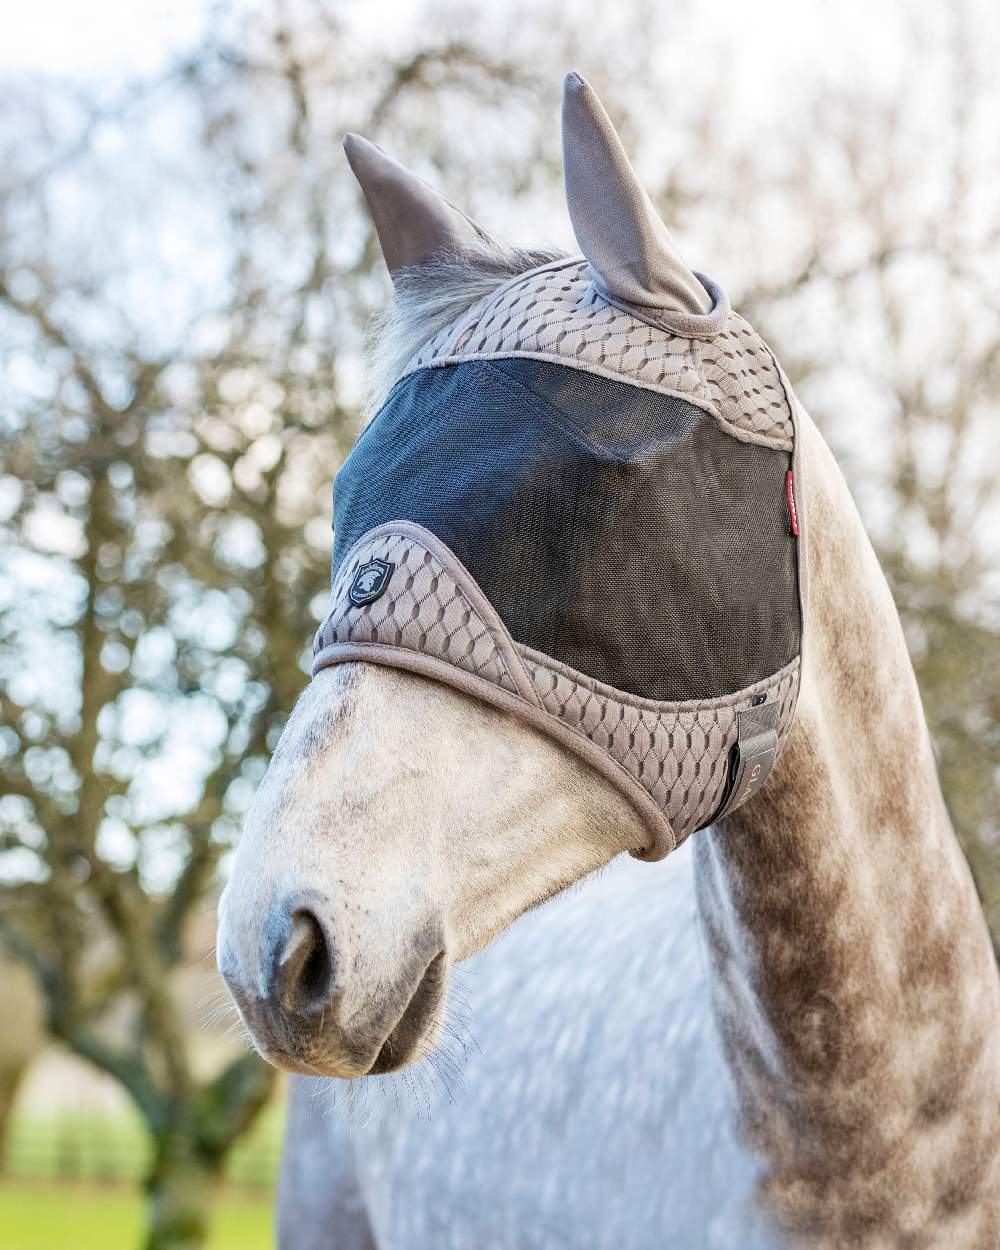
[{"x1": 362, "y1": 240, "x2": 566, "y2": 418}]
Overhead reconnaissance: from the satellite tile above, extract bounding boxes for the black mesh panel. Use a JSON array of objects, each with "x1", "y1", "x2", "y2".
[{"x1": 332, "y1": 358, "x2": 800, "y2": 702}]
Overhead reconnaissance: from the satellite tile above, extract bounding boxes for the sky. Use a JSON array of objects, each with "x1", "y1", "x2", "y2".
[
  {"x1": 0, "y1": 0, "x2": 919, "y2": 90},
  {"x1": 0, "y1": 1, "x2": 213, "y2": 76}
]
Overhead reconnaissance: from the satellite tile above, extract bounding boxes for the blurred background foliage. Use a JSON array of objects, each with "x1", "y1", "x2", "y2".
[{"x1": 1, "y1": 1, "x2": 998, "y2": 1247}]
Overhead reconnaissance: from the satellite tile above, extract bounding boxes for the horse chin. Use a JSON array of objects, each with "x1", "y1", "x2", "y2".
[{"x1": 365, "y1": 949, "x2": 449, "y2": 1076}]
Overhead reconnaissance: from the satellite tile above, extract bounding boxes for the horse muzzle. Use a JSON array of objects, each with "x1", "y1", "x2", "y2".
[{"x1": 217, "y1": 892, "x2": 448, "y2": 1078}]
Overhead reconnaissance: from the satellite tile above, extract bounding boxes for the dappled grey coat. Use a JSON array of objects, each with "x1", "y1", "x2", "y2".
[{"x1": 278, "y1": 845, "x2": 779, "y2": 1250}]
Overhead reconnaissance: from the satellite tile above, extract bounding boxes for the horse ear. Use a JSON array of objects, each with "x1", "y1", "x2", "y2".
[
  {"x1": 343, "y1": 134, "x2": 488, "y2": 281},
  {"x1": 561, "y1": 73, "x2": 710, "y2": 316}
]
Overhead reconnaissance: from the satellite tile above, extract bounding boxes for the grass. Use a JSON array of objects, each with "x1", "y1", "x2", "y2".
[
  {"x1": 0, "y1": 1181, "x2": 274, "y2": 1250},
  {"x1": 1, "y1": 1108, "x2": 284, "y2": 1249},
  {"x1": 5, "y1": 1106, "x2": 284, "y2": 1187}
]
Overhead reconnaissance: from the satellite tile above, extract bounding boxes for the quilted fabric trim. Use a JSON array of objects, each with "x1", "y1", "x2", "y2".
[
  {"x1": 518, "y1": 646, "x2": 800, "y2": 844},
  {"x1": 313, "y1": 524, "x2": 801, "y2": 852},
  {"x1": 398, "y1": 258, "x2": 794, "y2": 451}
]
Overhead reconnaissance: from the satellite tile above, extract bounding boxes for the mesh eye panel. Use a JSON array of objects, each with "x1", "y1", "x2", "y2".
[{"x1": 332, "y1": 358, "x2": 800, "y2": 702}]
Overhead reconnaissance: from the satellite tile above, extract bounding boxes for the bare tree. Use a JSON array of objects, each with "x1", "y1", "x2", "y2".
[{"x1": 0, "y1": 5, "x2": 552, "y2": 1246}]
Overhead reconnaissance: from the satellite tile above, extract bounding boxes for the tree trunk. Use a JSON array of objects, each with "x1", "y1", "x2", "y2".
[
  {"x1": 144, "y1": 1135, "x2": 219, "y2": 1250},
  {"x1": 0, "y1": 1064, "x2": 27, "y2": 1174}
]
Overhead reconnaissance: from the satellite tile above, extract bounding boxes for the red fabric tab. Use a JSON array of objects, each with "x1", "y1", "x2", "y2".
[{"x1": 786, "y1": 470, "x2": 799, "y2": 537}]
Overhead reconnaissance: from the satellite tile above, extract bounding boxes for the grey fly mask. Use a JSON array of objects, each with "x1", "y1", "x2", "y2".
[{"x1": 312, "y1": 74, "x2": 806, "y2": 861}]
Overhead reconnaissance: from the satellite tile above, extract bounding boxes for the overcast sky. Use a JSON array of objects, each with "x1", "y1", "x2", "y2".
[
  {"x1": 0, "y1": 0, "x2": 926, "y2": 96},
  {"x1": 1, "y1": 1, "x2": 211, "y2": 75}
]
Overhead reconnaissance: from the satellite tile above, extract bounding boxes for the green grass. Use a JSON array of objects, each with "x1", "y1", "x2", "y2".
[
  {"x1": 0, "y1": 1182, "x2": 274, "y2": 1250},
  {"x1": 6, "y1": 1111, "x2": 150, "y2": 1183},
  {"x1": 1, "y1": 1107, "x2": 283, "y2": 1246},
  {"x1": 6, "y1": 1107, "x2": 284, "y2": 1187}
]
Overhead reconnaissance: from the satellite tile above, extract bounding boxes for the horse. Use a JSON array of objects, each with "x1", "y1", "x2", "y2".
[{"x1": 218, "y1": 74, "x2": 1000, "y2": 1248}]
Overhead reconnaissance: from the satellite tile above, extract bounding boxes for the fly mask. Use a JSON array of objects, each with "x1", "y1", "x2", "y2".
[{"x1": 312, "y1": 75, "x2": 806, "y2": 861}]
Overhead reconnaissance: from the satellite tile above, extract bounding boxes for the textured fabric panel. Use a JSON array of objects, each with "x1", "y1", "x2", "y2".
[
  {"x1": 520, "y1": 648, "x2": 801, "y2": 842},
  {"x1": 698, "y1": 314, "x2": 794, "y2": 448},
  {"x1": 401, "y1": 258, "x2": 794, "y2": 451},
  {"x1": 407, "y1": 260, "x2": 704, "y2": 397},
  {"x1": 316, "y1": 530, "x2": 521, "y2": 695},
  {"x1": 405, "y1": 287, "x2": 497, "y2": 364},
  {"x1": 332, "y1": 358, "x2": 800, "y2": 702}
]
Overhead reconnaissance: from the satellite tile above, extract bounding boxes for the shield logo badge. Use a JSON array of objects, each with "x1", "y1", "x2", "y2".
[{"x1": 348, "y1": 558, "x2": 395, "y2": 607}]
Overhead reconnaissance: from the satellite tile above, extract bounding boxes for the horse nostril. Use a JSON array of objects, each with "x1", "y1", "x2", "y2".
[{"x1": 275, "y1": 909, "x2": 335, "y2": 1015}]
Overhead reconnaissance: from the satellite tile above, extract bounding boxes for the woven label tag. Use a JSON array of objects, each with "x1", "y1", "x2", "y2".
[{"x1": 786, "y1": 470, "x2": 800, "y2": 537}]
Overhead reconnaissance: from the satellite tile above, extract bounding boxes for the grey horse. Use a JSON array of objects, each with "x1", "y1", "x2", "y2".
[
  {"x1": 277, "y1": 845, "x2": 776, "y2": 1250},
  {"x1": 219, "y1": 74, "x2": 1000, "y2": 1249}
]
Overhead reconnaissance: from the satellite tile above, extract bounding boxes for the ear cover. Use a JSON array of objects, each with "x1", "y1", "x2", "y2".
[
  {"x1": 343, "y1": 133, "x2": 488, "y2": 277},
  {"x1": 561, "y1": 72, "x2": 711, "y2": 319}
]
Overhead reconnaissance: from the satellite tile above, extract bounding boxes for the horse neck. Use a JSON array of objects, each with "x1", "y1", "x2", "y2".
[{"x1": 693, "y1": 410, "x2": 1000, "y2": 1245}]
